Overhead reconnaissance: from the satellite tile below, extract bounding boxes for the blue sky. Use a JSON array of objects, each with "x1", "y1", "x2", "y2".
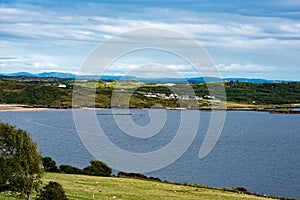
[{"x1": 0, "y1": 0, "x2": 299, "y2": 80}]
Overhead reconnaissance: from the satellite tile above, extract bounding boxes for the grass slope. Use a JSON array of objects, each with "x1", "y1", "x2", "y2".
[{"x1": 0, "y1": 172, "x2": 272, "y2": 200}]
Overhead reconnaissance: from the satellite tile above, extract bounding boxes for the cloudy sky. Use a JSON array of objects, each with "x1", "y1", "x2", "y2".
[{"x1": 0, "y1": 0, "x2": 299, "y2": 80}]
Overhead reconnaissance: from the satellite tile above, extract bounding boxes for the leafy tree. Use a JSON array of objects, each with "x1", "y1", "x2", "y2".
[
  {"x1": 83, "y1": 160, "x2": 112, "y2": 177},
  {"x1": 42, "y1": 157, "x2": 58, "y2": 172},
  {"x1": 0, "y1": 122, "x2": 42, "y2": 200},
  {"x1": 37, "y1": 181, "x2": 68, "y2": 200}
]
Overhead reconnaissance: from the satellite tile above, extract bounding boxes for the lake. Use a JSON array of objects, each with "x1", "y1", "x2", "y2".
[{"x1": 0, "y1": 110, "x2": 299, "y2": 199}]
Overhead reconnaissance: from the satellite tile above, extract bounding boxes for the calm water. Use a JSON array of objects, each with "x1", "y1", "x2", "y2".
[{"x1": 0, "y1": 110, "x2": 299, "y2": 199}]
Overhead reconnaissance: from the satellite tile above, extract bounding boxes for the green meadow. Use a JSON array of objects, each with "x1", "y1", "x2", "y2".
[{"x1": 0, "y1": 172, "x2": 275, "y2": 200}]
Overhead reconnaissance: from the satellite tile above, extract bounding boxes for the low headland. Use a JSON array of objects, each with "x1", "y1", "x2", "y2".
[{"x1": 0, "y1": 78, "x2": 299, "y2": 114}]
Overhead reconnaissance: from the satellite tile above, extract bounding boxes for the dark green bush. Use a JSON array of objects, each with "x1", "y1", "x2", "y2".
[
  {"x1": 83, "y1": 160, "x2": 112, "y2": 177},
  {"x1": 37, "y1": 181, "x2": 68, "y2": 200},
  {"x1": 42, "y1": 157, "x2": 58, "y2": 172},
  {"x1": 232, "y1": 187, "x2": 249, "y2": 193},
  {"x1": 59, "y1": 165, "x2": 82, "y2": 174}
]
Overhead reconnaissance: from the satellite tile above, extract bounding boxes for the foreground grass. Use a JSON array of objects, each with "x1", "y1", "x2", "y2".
[{"x1": 1, "y1": 172, "x2": 272, "y2": 200}]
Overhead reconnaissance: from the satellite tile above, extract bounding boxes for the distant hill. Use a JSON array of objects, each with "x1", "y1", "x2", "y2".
[
  {"x1": 4, "y1": 72, "x2": 77, "y2": 79},
  {"x1": 0, "y1": 72, "x2": 287, "y2": 83},
  {"x1": 1, "y1": 72, "x2": 133, "y2": 81},
  {"x1": 223, "y1": 78, "x2": 280, "y2": 83}
]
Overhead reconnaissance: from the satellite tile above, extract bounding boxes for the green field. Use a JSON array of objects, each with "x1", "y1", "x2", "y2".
[{"x1": 0, "y1": 173, "x2": 275, "y2": 200}]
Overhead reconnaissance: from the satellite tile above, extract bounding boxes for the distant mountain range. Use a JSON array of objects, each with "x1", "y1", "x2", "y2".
[{"x1": 0, "y1": 72, "x2": 287, "y2": 83}]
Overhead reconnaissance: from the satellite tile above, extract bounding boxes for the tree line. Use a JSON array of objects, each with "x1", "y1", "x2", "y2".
[{"x1": 42, "y1": 157, "x2": 112, "y2": 177}]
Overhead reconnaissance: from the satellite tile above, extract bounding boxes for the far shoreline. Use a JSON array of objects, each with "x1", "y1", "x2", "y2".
[
  {"x1": 1, "y1": 103, "x2": 300, "y2": 114},
  {"x1": 0, "y1": 104, "x2": 53, "y2": 112}
]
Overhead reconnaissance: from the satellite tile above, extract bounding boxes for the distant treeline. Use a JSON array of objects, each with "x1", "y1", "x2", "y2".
[
  {"x1": 224, "y1": 81, "x2": 300, "y2": 104},
  {"x1": 42, "y1": 157, "x2": 112, "y2": 177},
  {"x1": 0, "y1": 80, "x2": 299, "y2": 107},
  {"x1": 42, "y1": 156, "x2": 161, "y2": 182}
]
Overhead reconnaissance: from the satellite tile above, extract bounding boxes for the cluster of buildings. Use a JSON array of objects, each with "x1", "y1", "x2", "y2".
[
  {"x1": 144, "y1": 93, "x2": 195, "y2": 99},
  {"x1": 143, "y1": 92, "x2": 219, "y2": 101}
]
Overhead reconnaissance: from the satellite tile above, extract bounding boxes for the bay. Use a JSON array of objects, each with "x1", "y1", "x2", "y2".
[{"x1": 0, "y1": 110, "x2": 299, "y2": 199}]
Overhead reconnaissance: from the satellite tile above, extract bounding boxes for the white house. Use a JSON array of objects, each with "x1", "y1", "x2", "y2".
[
  {"x1": 164, "y1": 83, "x2": 175, "y2": 87},
  {"x1": 58, "y1": 84, "x2": 67, "y2": 88},
  {"x1": 182, "y1": 95, "x2": 189, "y2": 100}
]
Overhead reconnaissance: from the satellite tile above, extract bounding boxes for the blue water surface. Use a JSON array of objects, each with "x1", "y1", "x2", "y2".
[{"x1": 0, "y1": 110, "x2": 299, "y2": 198}]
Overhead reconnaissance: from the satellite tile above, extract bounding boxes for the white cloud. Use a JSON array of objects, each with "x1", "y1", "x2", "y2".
[
  {"x1": 1, "y1": 6, "x2": 299, "y2": 48},
  {"x1": 103, "y1": 63, "x2": 218, "y2": 78},
  {"x1": 0, "y1": 55, "x2": 61, "y2": 73},
  {"x1": 33, "y1": 62, "x2": 40, "y2": 68},
  {"x1": 279, "y1": 23, "x2": 300, "y2": 33},
  {"x1": 0, "y1": 3, "x2": 299, "y2": 79},
  {"x1": 216, "y1": 63, "x2": 277, "y2": 72}
]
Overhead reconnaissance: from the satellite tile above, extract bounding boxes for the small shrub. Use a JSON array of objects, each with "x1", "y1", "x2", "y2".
[
  {"x1": 117, "y1": 172, "x2": 162, "y2": 181},
  {"x1": 59, "y1": 165, "x2": 82, "y2": 174},
  {"x1": 42, "y1": 157, "x2": 58, "y2": 172},
  {"x1": 232, "y1": 187, "x2": 249, "y2": 193},
  {"x1": 117, "y1": 172, "x2": 147, "y2": 179},
  {"x1": 83, "y1": 160, "x2": 112, "y2": 176},
  {"x1": 37, "y1": 181, "x2": 68, "y2": 200},
  {"x1": 149, "y1": 177, "x2": 161, "y2": 182}
]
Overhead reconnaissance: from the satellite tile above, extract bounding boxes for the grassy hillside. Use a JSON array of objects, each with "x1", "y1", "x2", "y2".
[{"x1": 0, "y1": 172, "x2": 276, "y2": 200}]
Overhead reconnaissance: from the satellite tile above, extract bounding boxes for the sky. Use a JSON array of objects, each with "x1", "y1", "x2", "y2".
[{"x1": 0, "y1": 0, "x2": 300, "y2": 80}]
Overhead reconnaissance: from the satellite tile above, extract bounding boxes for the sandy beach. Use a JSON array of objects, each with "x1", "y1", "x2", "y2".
[
  {"x1": 0, "y1": 104, "x2": 53, "y2": 112},
  {"x1": 1, "y1": 104, "x2": 299, "y2": 113},
  {"x1": 0, "y1": 104, "x2": 111, "y2": 112}
]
